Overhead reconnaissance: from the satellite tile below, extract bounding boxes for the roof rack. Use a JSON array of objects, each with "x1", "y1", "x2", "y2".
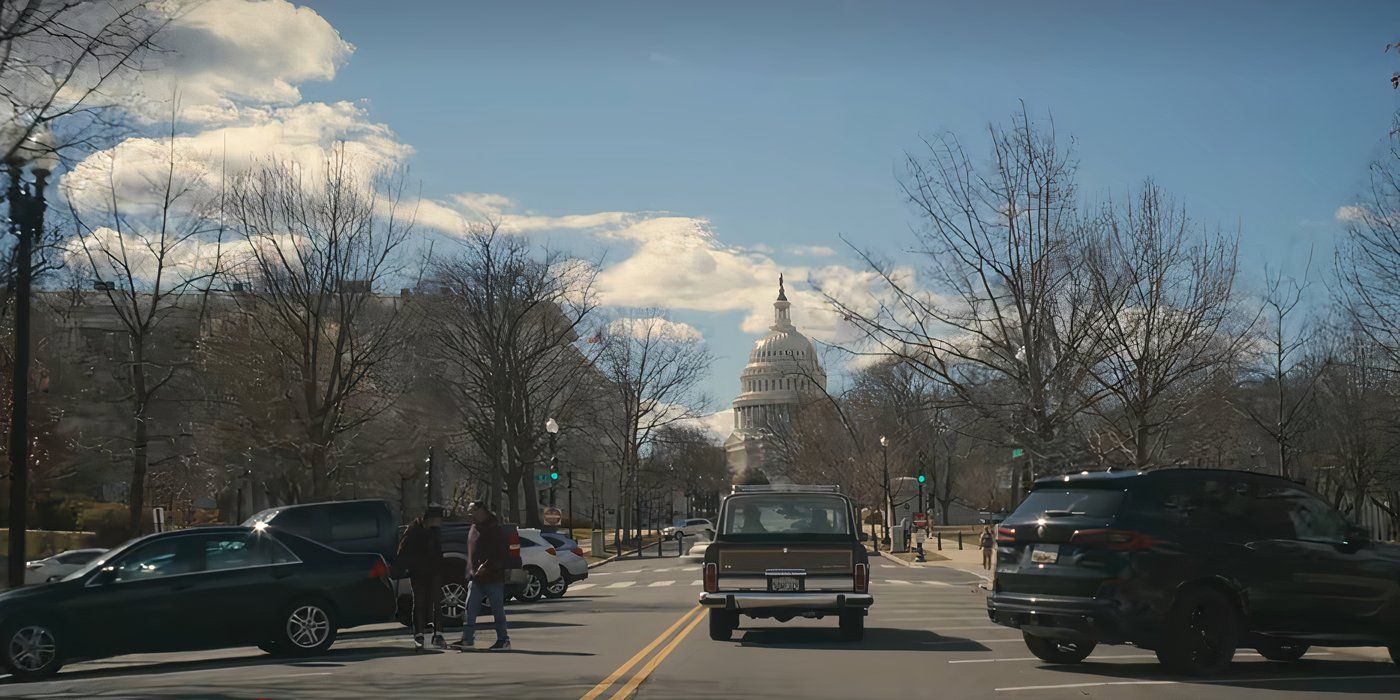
[{"x1": 731, "y1": 484, "x2": 842, "y2": 494}]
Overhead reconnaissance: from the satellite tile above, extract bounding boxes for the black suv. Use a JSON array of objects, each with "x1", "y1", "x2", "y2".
[{"x1": 988, "y1": 469, "x2": 1400, "y2": 674}]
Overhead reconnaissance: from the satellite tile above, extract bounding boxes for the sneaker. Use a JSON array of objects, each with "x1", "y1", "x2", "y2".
[
  {"x1": 456, "y1": 638, "x2": 475, "y2": 651},
  {"x1": 431, "y1": 633, "x2": 446, "y2": 649},
  {"x1": 413, "y1": 633, "x2": 425, "y2": 650},
  {"x1": 487, "y1": 639, "x2": 511, "y2": 651}
]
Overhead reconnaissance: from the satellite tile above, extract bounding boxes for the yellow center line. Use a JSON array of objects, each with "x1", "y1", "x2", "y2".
[
  {"x1": 579, "y1": 606, "x2": 702, "y2": 700},
  {"x1": 610, "y1": 610, "x2": 706, "y2": 699}
]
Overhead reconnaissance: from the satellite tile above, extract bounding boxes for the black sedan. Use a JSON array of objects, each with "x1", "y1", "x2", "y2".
[{"x1": 0, "y1": 525, "x2": 396, "y2": 681}]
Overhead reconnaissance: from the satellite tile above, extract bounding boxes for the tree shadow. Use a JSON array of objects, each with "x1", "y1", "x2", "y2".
[{"x1": 737, "y1": 626, "x2": 991, "y2": 652}]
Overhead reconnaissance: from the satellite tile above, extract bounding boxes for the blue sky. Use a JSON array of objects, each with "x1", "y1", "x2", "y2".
[{"x1": 282, "y1": 1, "x2": 1400, "y2": 419}]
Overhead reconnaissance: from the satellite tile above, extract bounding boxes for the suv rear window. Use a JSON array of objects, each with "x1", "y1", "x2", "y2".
[
  {"x1": 1011, "y1": 489, "x2": 1125, "y2": 520},
  {"x1": 722, "y1": 495, "x2": 851, "y2": 536}
]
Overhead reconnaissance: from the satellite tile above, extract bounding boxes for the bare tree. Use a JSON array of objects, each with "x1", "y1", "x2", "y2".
[
  {"x1": 595, "y1": 313, "x2": 711, "y2": 543},
  {"x1": 1084, "y1": 180, "x2": 1246, "y2": 468},
  {"x1": 65, "y1": 109, "x2": 223, "y2": 535},
  {"x1": 826, "y1": 107, "x2": 1106, "y2": 500},
  {"x1": 1338, "y1": 117, "x2": 1400, "y2": 371},
  {"x1": 424, "y1": 224, "x2": 599, "y2": 526},
  {"x1": 224, "y1": 146, "x2": 416, "y2": 501}
]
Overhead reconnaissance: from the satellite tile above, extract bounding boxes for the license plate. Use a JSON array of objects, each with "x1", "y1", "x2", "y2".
[
  {"x1": 769, "y1": 576, "x2": 802, "y2": 592},
  {"x1": 1030, "y1": 544, "x2": 1059, "y2": 564}
]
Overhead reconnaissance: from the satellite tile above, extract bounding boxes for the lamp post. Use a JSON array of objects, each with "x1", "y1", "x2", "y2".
[
  {"x1": 879, "y1": 435, "x2": 890, "y2": 551},
  {"x1": 3, "y1": 123, "x2": 56, "y2": 589},
  {"x1": 545, "y1": 418, "x2": 559, "y2": 508}
]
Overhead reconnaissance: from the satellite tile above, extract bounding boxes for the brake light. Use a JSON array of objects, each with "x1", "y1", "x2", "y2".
[
  {"x1": 703, "y1": 562, "x2": 718, "y2": 592},
  {"x1": 572, "y1": 547, "x2": 585, "y2": 557},
  {"x1": 369, "y1": 559, "x2": 388, "y2": 579},
  {"x1": 508, "y1": 531, "x2": 521, "y2": 555},
  {"x1": 853, "y1": 562, "x2": 868, "y2": 593},
  {"x1": 996, "y1": 526, "x2": 1016, "y2": 543},
  {"x1": 1070, "y1": 529, "x2": 1156, "y2": 551}
]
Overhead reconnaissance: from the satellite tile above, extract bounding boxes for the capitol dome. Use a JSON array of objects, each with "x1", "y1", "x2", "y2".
[{"x1": 725, "y1": 276, "x2": 827, "y2": 475}]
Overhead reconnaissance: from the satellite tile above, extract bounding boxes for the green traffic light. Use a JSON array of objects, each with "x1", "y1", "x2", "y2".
[
  {"x1": 550, "y1": 472, "x2": 560, "y2": 480},
  {"x1": 917, "y1": 474, "x2": 926, "y2": 483}
]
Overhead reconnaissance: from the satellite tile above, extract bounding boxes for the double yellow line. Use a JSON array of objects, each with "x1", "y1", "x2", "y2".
[{"x1": 580, "y1": 605, "x2": 706, "y2": 699}]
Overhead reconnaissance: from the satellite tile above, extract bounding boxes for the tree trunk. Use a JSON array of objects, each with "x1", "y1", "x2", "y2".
[{"x1": 127, "y1": 342, "x2": 149, "y2": 539}]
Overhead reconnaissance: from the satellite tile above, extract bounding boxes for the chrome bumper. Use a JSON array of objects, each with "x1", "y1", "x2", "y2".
[{"x1": 698, "y1": 592, "x2": 874, "y2": 610}]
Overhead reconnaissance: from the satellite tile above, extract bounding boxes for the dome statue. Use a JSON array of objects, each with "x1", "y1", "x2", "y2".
[{"x1": 724, "y1": 275, "x2": 826, "y2": 475}]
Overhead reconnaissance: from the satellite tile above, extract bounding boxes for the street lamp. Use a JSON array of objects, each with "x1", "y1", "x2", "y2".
[
  {"x1": 545, "y1": 418, "x2": 560, "y2": 510},
  {"x1": 878, "y1": 435, "x2": 890, "y2": 553},
  {"x1": 3, "y1": 122, "x2": 56, "y2": 589}
]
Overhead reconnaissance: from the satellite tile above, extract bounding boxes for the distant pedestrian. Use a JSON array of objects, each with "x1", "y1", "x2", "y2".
[
  {"x1": 459, "y1": 501, "x2": 510, "y2": 651},
  {"x1": 398, "y1": 506, "x2": 445, "y2": 650},
  {"x1": 979, "y1": 526, "x2": 995, "y2": 570}
]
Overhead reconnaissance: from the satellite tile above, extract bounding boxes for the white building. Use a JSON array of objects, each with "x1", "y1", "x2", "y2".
[{"x1": 724, "y1": 276, "x2": 827, "y2": 475}]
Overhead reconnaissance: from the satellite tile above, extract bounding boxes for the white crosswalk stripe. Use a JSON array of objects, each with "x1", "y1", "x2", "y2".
[
  {"x1": 606, "y1": 581, "x2": 635, "y2": 588},
  {"x1": 570, "y1": 583, "x2": 595, "y2": 591},
  {"x1": 883, "y1": 579, "x2": 913, "y2": 585},
  {"x1": 649, "y1": 580, "x2": 675, "y2": 587},
  {"x1": 690, "y1": 580, "x2": 703, "y2": 586},
  {"x1": 921, "y1": 580, "x2": 954, "y2": 586}
]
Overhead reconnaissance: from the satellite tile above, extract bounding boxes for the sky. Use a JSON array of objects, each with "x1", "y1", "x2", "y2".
[{"x1": 59, "y1": 0, "x2": 1400, "y2": 437}]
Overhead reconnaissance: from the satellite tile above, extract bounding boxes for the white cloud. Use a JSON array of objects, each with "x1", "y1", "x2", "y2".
[
  {"x1": 1335, "y1": 205, "x2": 1368, "y2": 223},
  {"x1": 412, "y1": 192, "x2": 635, "y2": 236},
  {"x1": 790, "y1": 244, "x2": 837, "y2": 257},
  {"x1": 607, "y1": 316, "x2": 705, "y2": 343}
]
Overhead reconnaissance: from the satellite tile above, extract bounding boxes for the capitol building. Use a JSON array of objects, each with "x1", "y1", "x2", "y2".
[{"x1": 724, "y1": 276, "x2": 828, "y2": 475}]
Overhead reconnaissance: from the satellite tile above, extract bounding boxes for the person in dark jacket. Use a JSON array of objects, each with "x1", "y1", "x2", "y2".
[
  {"x1": 398, "y1": 506, "x2": 445, "y2": 649},
  {"x1": 459, "y1": 501, "x2": 510, "y2": 650}
]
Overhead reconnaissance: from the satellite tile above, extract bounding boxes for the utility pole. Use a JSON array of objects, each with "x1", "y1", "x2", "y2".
[{"x1": 567, "y1": 470, "x2": 574, "y2": 531}]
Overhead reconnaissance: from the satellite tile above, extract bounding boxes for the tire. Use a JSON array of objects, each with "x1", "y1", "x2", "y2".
[
  {"x1": 1023, "y1": 632, "x2": 1096, "y2": 663},
  {"x1": 1254, "y1": 639, "x2": 1309, "y2": 662},
  {"x1": 838, "y1": 611, "x2": 864, "y2": 642},
  {"x1": 544, "y1": 576, "x2": 569, "y2": 599},
  {"x1": 1155, "y1": 587, "x2": 1240, "y2": 675},
  {"x1": 270, "y1": 599, "x2": 337, "y2": 657},
  {"x1": 709, "y1": 610, "x2": 737, "y2": 641},
  {"x1": 514, "y1": 567, "x2": 546, "y2": 603},
  {"x1": 1, "y1": 620, "x2": 64, "y2": 681}
]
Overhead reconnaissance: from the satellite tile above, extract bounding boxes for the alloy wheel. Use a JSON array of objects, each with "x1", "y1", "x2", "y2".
[
  {"x1": 440, "y1": 582, "x2": 468, "y2": 620},
  {"x1": 523, "y1": 573, "x2": 542, "y2": 600},
  {"x1": 7, "y1": 626, "x2": 56, "y2": 672},
  {"x1": 286, "y1": 605, "x2": 330, "y2": 649}
]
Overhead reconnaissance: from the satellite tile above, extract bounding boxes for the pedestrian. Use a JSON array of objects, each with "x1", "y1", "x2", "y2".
[
  {"x1": 459, "y1": 501, "x2": 510, "y2": 651},
  {"x1": 979, "y1": 525, "x2": 995, "y2": 570},
  {"x1": 397, "y1": 506, "x2": 445, "y2": 650}
]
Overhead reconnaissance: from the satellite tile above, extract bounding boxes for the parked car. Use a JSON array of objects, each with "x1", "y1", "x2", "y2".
[
  {"x1": 988, "y1": 468, "x2": 1400, "y2": 675},
  {"x1": 663, "y1": 518, "x2": 715, "y2": 540},
  {"x1": 515, "y1": 528, "x2": 565, "y2": 603},
  {"x1": 23, "y1": 549, "x2": 106, "y2": 585},
  {"x1": 540, "y1": 532, "x2": 588, "y2": 597},
  {"x1": 700, "y1": 485, "x2": 872, "y2": 641},
  {"x1": 0, "y1": 525, "x2": 395, "y2": 681}
]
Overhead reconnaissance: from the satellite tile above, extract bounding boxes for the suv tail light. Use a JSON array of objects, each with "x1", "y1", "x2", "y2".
[
  {"x1": 996, "y1": 526, "x2": 1016, "y2": 543},
  {"x1": 1070, "y1": 528, "x2": 1156, "y2": 551},
  {"x1": 572, "y1": 547, "x2": 585, "y2": 557},
  {"x1": 853, "y1": 562, "x2": 868, "y2": 593},
  {"x1": 703, "y1": 562, "x2": 718, "y2": 592},
  {"x1": 369, "y1": 558, "x2": 389, "y2": 579}
]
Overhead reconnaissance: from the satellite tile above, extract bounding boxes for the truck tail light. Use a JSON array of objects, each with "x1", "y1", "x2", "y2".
[
  {"x1": 703, "y1": 562, "x2": 718, "y2": 592},
  {"x1": 853, "y1": 562, "x2": 868, "y2": 593},
  {"x1": 1070, "y1": 528, "x2": 1156, "y2": 551},
  {"x1": 996, "y1": 526, "x2": 1017, "y2": 543}
]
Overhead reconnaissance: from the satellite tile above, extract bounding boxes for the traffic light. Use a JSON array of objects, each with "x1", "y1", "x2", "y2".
[
  {"x1": 917, "y1": 471, "x2": 926, "y2": 484},
  {"x1": 549, "y1": 456, "x2": 560, "y2": 481}
]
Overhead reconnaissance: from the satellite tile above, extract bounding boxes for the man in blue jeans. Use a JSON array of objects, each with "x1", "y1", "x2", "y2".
[{"x1": 459, "y1": 501, "x2": 510, "y2": 651}]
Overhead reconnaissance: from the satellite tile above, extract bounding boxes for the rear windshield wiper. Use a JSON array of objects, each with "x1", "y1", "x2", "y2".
[{"x1": 1042, "y1": 509, "x2": 1086, "y2": 517}]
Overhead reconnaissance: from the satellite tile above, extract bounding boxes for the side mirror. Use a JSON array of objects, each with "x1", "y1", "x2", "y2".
[{"x1": 87, "y1": 566, "x2": 116, "y2": 586}]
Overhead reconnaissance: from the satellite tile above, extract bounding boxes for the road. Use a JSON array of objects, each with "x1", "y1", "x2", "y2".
[{"x1": 3, "y1": 555, "x2": 1399, "y2": 698}]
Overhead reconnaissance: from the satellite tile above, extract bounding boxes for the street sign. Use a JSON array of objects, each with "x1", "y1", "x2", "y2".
[
  {"x1": 542, "y1": 506, "x2": 563, "y2": 526},
  {"x1": 913, "y1": 512, "x2": 928, "y2": 528}
]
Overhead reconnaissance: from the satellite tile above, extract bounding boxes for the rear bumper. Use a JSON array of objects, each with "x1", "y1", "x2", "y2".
[
  {"x1": 987, "y1": 592, "x2": 1130, "y2": 644},
  {"x1": 698, "y1": 592, "x2": 874, "y2": 611}
]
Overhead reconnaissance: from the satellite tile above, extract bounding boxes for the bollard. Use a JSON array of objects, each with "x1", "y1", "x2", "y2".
[
  {"x1": 958, "y1": 531, "x2": 964, "y2": 550},
  {"x1": 677, "y1": 532, "x2": 686, "y2": 557},
  {"x1": 937, "y1": 532, "x2": 943, "y2": 551}
]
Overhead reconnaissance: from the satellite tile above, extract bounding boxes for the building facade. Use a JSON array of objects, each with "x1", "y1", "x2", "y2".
[{"x1": 724, "y1": 277, "x2": 827, "y2": 475}]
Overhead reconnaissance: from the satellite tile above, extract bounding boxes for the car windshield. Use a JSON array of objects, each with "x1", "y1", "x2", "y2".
[
  {"x1": 1011, "y1": 489, "x2": 1126, "y2": 520},
  {"x1": 722, "y1": 495, "x2": 851, "y2": 536}
]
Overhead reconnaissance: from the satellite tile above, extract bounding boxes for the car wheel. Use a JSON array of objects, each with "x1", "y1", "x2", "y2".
[
  {"x1": 709, "y1": 610, "x2": 737, "y2": 641},
  {"x1": 1155, "y1": 587, "x2": 1240, "y2": 675},
  {"x1": 515, "y1": 567, "x2": 546, "y2": 603},
  {"x1": 1255, "y1": 639, "x2": 1309, "y2": 662},
  {"x1": 1, "y1": 621, "x2": 64, "y2": 681},
  {"x1": 544, "y1": 576, "x2": 569, "y2": 599},
  {"x1": 1023, "y1": 632, "x2": 1096, "y2": 663},
  {"x1": 439, "y1": 579, "x2": 469, "y2": 628},
  {"x1": 272, "y1": 599, "x2": 337, "y2": 657},
  {"x1": 838, "y1": 611, "x2": 864, "y2": 641}
]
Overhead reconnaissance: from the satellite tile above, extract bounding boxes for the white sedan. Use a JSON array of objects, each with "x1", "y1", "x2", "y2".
[
  {"x1": 662, "y1": 518, "x2": 715, "y2": 540},
  {"x1": 24, "y1": 548, "x2": 107, "y2": 585}
]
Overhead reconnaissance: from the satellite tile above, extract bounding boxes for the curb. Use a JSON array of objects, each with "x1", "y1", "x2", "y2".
[
  {"x1": 587, "y1": 540, "x2": 692, "y2": 568},
  {"x1": 877, "y1": 550, "x2": 917, "y2": 567}
]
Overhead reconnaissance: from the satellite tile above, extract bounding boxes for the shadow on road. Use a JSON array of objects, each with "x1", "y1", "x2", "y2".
[
  {"x1": 0, "y1": 645, "x2": 417, "y2": 686},
  {"x1": 737, "y1": 626, "x2": 991, "y2": 652},
  {"x1": 1028, "y1": 658, "x2": 1400, "y2": 694}
]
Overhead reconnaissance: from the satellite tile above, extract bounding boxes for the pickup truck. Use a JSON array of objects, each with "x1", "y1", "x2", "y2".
[{"x1": 699, "y1": 485, "x2": 872, "y2": 641}]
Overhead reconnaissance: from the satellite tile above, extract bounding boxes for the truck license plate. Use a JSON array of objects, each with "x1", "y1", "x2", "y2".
[
  {"x1": 769, "y1": 576, "x2": 802, "y2": 592},
  {"x1": 1031, "y1": 544, "x2": 1059, "y2": 564}
]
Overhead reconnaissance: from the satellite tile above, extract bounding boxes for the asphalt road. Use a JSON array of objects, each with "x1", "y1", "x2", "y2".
[{"x1": 3, "y1": 554, "x2": 1399, "y2": 699}]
